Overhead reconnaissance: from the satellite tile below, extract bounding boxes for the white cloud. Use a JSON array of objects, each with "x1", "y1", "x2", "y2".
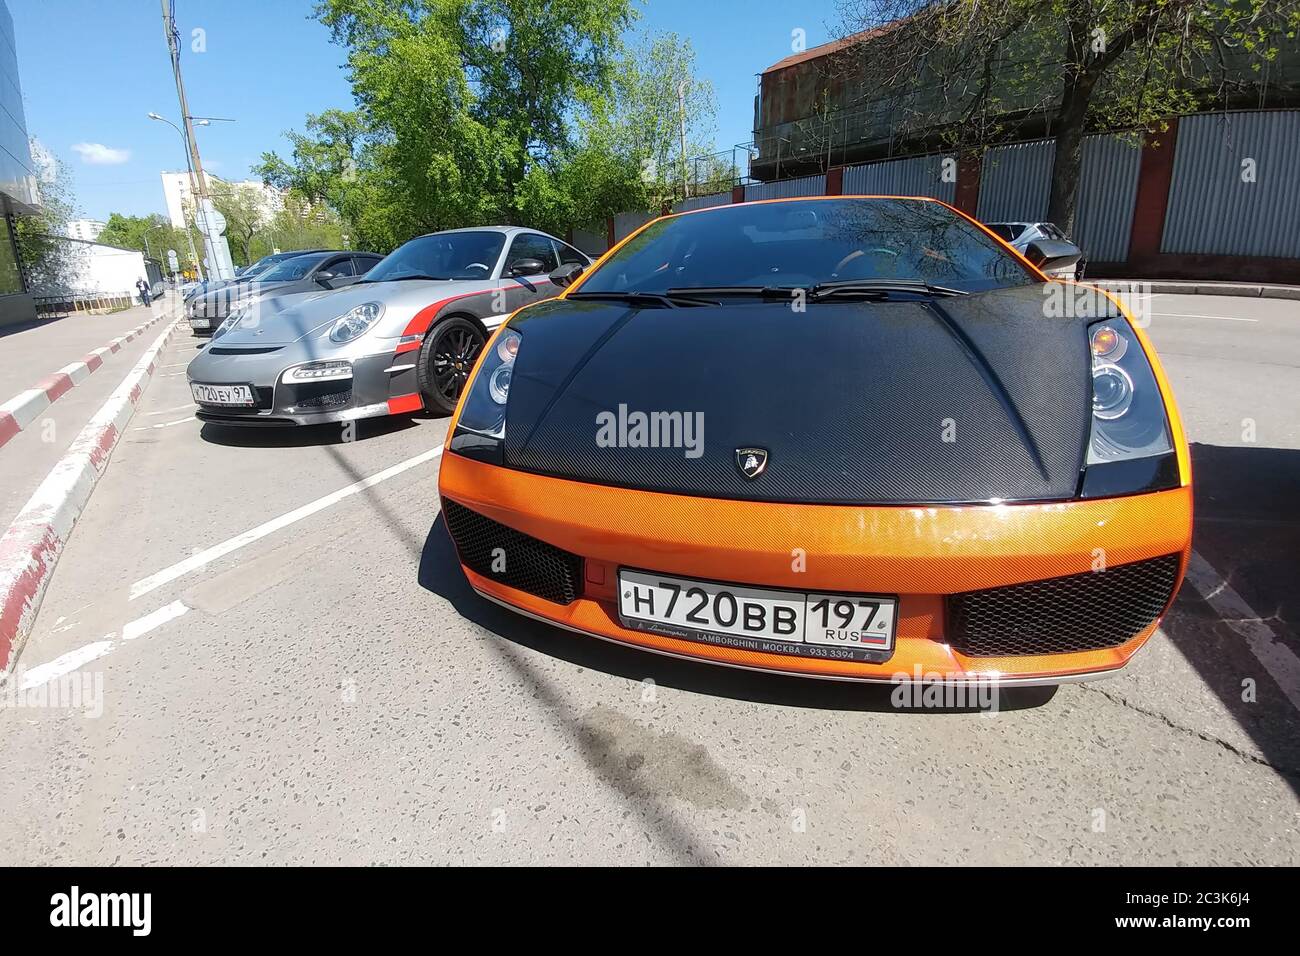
[{"x1": 72, "y1": 142, "x2": 131, "y2": 165}]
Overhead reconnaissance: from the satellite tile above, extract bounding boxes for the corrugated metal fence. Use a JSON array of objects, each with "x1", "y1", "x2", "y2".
[
  {"x1": 843, "y1": 153, "x2": 956, "y2": 202},
  {"x1": 672, "y1": 192, "x2": 731, "y2": 213},
  {"x1": 744, "y1": 174, "x2": 826, "y2": 201},
  {"x1": 1162, "y1": 110, "x2": 1300, "y2": 259},
  {"x1": 612, "y1": 210, "x2": 654, "y2": 243},
  {"x1": 976, "y1": 135, "x2": 1141, "y2": 262}
]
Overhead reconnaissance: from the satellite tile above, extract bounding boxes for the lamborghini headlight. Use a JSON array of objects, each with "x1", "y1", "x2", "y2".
[
  {"x1": 1081, "y1": 318, "x2": 1177, "y2": 496},
  {"x1": 450, "y1": 329, "x2": 522, "y2": 458},
  {"x1": 329, "y1": 302, "x2": 384, "y2": 343}
]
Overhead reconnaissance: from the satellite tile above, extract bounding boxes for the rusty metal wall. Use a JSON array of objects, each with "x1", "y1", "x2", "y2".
[
  {"x1": 1162, "y1": 110, "x2": 1300, "y2": 259},
  {"x1": 842, "y1": 153, "x2": 956, "y2": 202}
]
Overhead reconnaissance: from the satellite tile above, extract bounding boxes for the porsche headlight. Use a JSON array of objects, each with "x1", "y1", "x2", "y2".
[
  {"x1": 214, "y1": 306, "x2": 246, "y2": 338},
  {"x1": 329, "y1": 302, "x2": 384, "y2": 343},
  {"x1": 449, "y1": 329, "x2": 522, "y2": 460},
  {"x1": 1081, "y1": 319, "x2": 1177, "y2": 497}
]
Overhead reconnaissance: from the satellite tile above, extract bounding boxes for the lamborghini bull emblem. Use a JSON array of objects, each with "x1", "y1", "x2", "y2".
[{"x1": 735, "y1": 447, "x2": 769, "y2": 479}]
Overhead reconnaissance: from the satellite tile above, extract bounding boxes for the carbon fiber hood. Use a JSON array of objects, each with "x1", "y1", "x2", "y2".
[{"x1": 503, "y1": 285, "x2": 1096, "y2": 504}]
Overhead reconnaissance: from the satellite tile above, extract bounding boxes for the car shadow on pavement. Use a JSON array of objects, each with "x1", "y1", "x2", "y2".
[
  {"x1": 198, "y1": 415, "x2": 422, "y2": 448},
  {"x1": 1158, "y1": 442, "x2": 1300, "y2": 789},
  {"x1": 417, "y1": 513, "x2": 1057, "y2": 714}
]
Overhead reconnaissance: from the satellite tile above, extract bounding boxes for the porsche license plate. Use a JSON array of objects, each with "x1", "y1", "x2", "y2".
[
  {"x1": 191, "y1": 383, "x2": 255, "y2": 406},
  {"x1": 617, "y1": 569, "x2": 897, "y2": 663}
]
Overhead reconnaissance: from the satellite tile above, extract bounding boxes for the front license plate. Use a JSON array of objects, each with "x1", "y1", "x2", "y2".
[
  {"x1": 191, "y1": 382, "x2": 255, "y2": 406},
  {"x1": 617, "y1": 569, "x2": 897, "y2": 663},
  {"x1": 189, "y1": 318, "x2": 210, "y2": 329}
]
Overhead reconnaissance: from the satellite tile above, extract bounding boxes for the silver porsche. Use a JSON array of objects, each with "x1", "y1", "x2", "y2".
[{"x1": 186, "y1": 226, "x2": 591, "y2": 425}]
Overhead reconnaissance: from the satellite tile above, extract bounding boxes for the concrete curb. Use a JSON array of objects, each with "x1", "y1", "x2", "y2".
[
  {"x1": 0, "y1": 305, "x2": 178, "y2": 451},
  {"x1": 1091, "y1": 279, "x2": 1300, "y2": 301},
  {"x1": 0, "y1": 319, "x2": 182, "y2": 675}
]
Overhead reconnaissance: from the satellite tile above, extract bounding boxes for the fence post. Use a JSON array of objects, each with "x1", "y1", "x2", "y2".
[
  {"x1": 955, "y1": 150, "x2": 983, "y2": 216},
  {"x1": 731, "y1": 185, "x2": 745, "y2": 204},
  {"x1": 1127, "y1": 118, "x2": 1180, "y2": 268},
  {"x1": 825, "y1": 166, "x2": 844, "y2": 196},
  {"x1": 606, "y1": 217, "x2": 615, "y2": 250}
]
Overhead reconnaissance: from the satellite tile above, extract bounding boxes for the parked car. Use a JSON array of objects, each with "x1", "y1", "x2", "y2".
[
  {"x1": 186, "y1": 226, "x2": 588, "y2": 422},
  {"x1": 983, "y1": 221, "x2": 1086, "y2": 279},
  {"x1": 185, "y1": 249, "x2": 335, "y2": 304},
  {"x1": 437, "y1": 196, "x2": 1190, "y2": 687},
  {"x1": 186, "y1": 250, "x2": 382, "y2": 335}
]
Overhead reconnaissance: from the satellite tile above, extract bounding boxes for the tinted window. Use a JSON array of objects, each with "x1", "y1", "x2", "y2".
[
  {"x1": 554, "y1": 240, "x2": 588, "y2": 266},
  {"x1": 985, "y1": 224, "x2": 1024, "y2": 242},
  {"x1": 259, "y1": 253, "x2": 331, "y2": 281},
  {"x1": 366, "y1": 232, "x2": 505, "y2": 281},
  {"x1": 505, "y1": 234, "x2": 559, "y2": 274},
  {"x1": 580, "y1": 199, "x2": 1037, "y2": 294},
  {"x1": 324, "y1": 257, "x2": 355, "y2": 277},
  {"x1": 353, "y1": 255, "x2": 381, "y2": 274}
]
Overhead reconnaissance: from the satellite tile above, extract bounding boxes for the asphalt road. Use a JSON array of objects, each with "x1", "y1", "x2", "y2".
[{"x1": 1, "y1": 292, "x2": 1297, "y2": 865}]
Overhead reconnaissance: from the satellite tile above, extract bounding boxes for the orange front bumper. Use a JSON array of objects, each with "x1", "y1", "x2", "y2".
[{"x1": 438, "y1": 451, "x2": 1193, "y2": 683}]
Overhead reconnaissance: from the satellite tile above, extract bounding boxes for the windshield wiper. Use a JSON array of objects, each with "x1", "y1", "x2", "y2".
[
  {"x1": 666, "y1": 285, "x2": 801, "y2": 300},
  {"x1": 807, "y1": 279, "x2": 969, "y2": 301},
  {"x1": 567, "y1": 290, "x2": 719, "y2": 308}
]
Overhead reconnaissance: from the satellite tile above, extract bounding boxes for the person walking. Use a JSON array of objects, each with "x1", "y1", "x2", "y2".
[{"x1": 136, "y1": 278, "x2": 151, "y2": 308}]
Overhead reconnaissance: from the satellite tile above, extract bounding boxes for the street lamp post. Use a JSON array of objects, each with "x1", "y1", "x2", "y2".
[{"x1": 148, "y1": 111, "x2": 205, "y2": 282}]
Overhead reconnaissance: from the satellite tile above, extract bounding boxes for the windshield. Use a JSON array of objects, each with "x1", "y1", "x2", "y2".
[
  {"x1": 365, "y1": 231, "x2": 506, "y2": 282},
  {"x1": 578, "y1": 199, "x2": 1037, "y2": 295},
  {"x1": 258, "y1": 253, "x2": 330, "y2": 282}
]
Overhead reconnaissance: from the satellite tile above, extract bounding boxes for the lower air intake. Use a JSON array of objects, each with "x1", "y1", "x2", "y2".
[
  {"x1": 442, "y1": 499, "x2": 582, "y2": 605},
  {"x1": 946, "y1": 554, "x2": 1181, "y2": 657}
]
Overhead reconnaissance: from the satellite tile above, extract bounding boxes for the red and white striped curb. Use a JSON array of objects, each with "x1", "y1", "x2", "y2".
[
  {"x1": 0, "y1": 307, "x2": 177, "y2": 451},
  {"x1": 0, "y1": 319, "x2": 182, "y2": 674}
]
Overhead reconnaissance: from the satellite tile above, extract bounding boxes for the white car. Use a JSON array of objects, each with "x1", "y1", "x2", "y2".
[{"x1": 984, "y1": 222, "x2": 1086, "y2": 279}]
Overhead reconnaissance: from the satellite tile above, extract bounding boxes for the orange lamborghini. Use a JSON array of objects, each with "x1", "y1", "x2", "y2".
[{"x1": 437, "y1": 196, "x2": 1192, "y2": 685}]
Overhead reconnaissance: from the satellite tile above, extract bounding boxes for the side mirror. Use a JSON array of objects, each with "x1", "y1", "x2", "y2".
[
  {"x1": 548, "y1": 262, "x2": 585, "y2": 288},
  {"x1": 1024, "y1": 239, "x2": 1082, "y2": 274},
  {"x1": 508, "y1": 258, "x2": 545, "y2": 278},
  {"x1": 315, "y1": 270, "x2": 336, "y2": 287}
]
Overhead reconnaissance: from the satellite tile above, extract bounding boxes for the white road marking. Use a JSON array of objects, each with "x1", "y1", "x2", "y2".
[
  {"x1": 122, "y1": 600, "x2": 189, "y2": 640},
  {"x1": 160, "y1": 363, "x2": 189, "y2": 369},
  {"x1": 1150, "y1": 311, "x2": 1258, "y2": 322},
  {"x1": 15, "y1": 600, "x2": 190, "y2": 688},
  {"x1": 133, "y1": 416, "x2": 193, "y2": 431},
  {"x1": 146, "y1": 403, "x2": 196, "y2": 416},
  {"x1": 1184, "y1": 550, "x2": 1300, "y2": 712},
  {"x1": 129, "y1": 445, "x2": 445, "y2": 600},
  {"x1": 17, "y1": 639, "x2": 114, "y2": 690}
]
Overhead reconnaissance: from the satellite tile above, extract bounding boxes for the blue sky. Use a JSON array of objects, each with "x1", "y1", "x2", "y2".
[{"x1": 11, "y1": 0, "x2": 835, "y2": 222}]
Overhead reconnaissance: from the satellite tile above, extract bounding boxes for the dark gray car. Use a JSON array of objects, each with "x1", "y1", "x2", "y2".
[{"x1": 186, "y1": 250, "x2": 383, "y2": 335}]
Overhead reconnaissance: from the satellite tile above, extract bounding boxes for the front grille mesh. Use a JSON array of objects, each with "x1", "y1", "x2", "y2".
[
  {"x1": 442, "y1": 499, "x2": 582, "y2": 605},
  {"x1": 946, "y1": 554, "x2": 1181, "y2": 657}
]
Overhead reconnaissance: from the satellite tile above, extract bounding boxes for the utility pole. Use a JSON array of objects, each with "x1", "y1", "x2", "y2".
[
  {"x1": 678, "y1": 81, "x2": 688, "y2": 200},
  {"x1": 160, "y1": 0, "x2": 233, "y2": 280}
]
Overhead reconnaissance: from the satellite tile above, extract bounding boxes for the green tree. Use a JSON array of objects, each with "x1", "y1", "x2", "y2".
[
  {"x1": 15, "y1": 146, "x2": 78, "y2": 293},
  {"x1": 209, "y1": 181, "x2": 267, "y2": 266},
  {"x1": 309, "y1": 0, "x2": 632, "y2": 239},
  {"x1": 248, "y1": 192, "x2": 349, "y2": 260},
  {"x1": 833, "y1": 0, "x2": 1300, "y2": 233}
]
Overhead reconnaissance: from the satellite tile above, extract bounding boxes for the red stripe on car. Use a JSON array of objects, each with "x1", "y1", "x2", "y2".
[{"x1": 387, "y1": 393, "x2": 423, "y2": 415}]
